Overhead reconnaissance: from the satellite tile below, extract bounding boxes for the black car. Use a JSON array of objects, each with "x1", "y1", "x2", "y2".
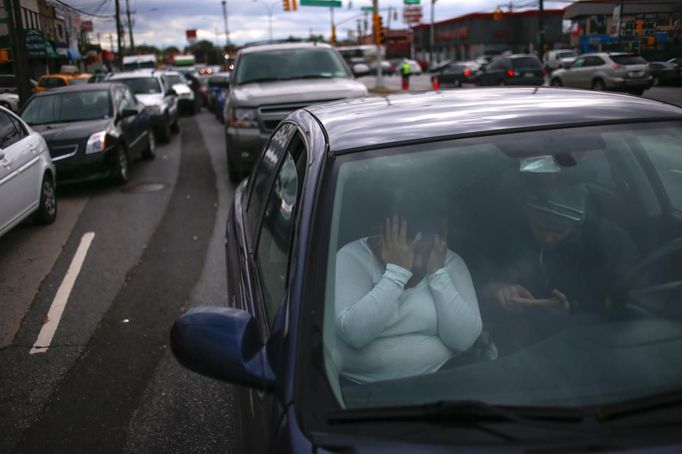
[
  {"x1": 172, "y1": 89, "x2": 682, "y2": 452},
  {"x1": 649, "y1": 61, "x2": 682, "y2": 86},
  {"x1": 21, "y1": 83, "x2": 155, "y2": 184},
  {"x1": 477, "y1": 54, "x2": 545, "y2": 86},
  {"x1": 432, "y1": 61, "x2": 479, "y2": 87}
]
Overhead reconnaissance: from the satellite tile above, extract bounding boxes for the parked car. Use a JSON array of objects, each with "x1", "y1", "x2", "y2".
[
  {"x1": 667, "y1": 57, "x2": 682, "y2": 67},
  {"x1": 0, "y1": 93, "x2": 19, "y2": 113},
  {"x1": 0, "y1": 74, "x2": 38, "y2": 94},
  {"x1": 172, "y1": 88, "x2": 682, "y2": 452},
  {"x1": 648, "y1": 61, "x2": 682, "y2": 86},
  {"x1": 108, "y1": 70, "x2": 179, "y2": 143},
  {"x1": 0, "y1": 105, "x2": 56, "y2": 237},
  {"x1": 161, "y1": 70, "x2": 198, "y2": 114},
  {"x1": 369, "y1": 60, "x2": 396, "y2": 75},
  {"x1": 432, "y1": 61, "x2": 480, "y2": 87},
  {"x1": 20, "y1": 83, "x2": 155, "y2": 185},
  {"x1": 477, "y1": 54, "x2": 545, "y2": 86},
  {"x1": 225, "y1": 41, "x2": 367, "y2": 182},
  {"x1": 544, "y1": 49, "x2": 578, "y2": 71},
  {"x1": 429, "y1": 59, "x2": 453, "y2": 73},
  {"x1": 550, "y1": 52, "x2": 652, "y2": 95}
]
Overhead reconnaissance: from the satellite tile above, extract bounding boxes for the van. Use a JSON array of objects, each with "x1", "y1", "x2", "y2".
[{"x1": 122, "y1": 54, "x2": 157, "y2": 71}]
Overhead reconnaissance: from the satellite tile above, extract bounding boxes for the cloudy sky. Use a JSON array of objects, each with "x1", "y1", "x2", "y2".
[{"x1": 74, "y1": 0, "x2": 572, "y2": 50}]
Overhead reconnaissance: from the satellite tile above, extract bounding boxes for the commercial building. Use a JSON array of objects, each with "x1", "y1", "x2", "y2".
[
  {"x1": 414, "y1": 9, "x2": 567, "y2": 63},
  {"x1": 564, "y1": 0, "x2": 682, "y2": 59}
]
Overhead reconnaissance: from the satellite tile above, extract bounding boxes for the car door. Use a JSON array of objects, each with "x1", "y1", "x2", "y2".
[
  {"x1": 160, "y1": 77, "x2": 178, "y2": 121},
  {"x1": 562, "y1": 56, "x2": 587, "y2": 88},
  {"x1": 234, "y1": 123, "x2": 305, "y2": 452},
  {"x1": 120, "y1": 86, "x2": 147, "y2": 156},
  {"x1": 0, "y1": 110, "x2": 39, "y2": 232}
]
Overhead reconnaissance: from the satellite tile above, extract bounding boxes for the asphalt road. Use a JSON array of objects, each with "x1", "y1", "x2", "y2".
[{"x1": 1, "y1": 87, "x2": 681, "y2": 454}]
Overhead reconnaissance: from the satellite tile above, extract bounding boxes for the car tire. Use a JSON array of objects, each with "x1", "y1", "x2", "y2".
[
  {"x1": 592, "y1": 79, "x2": 606, "y2": 91},
  {"x1": 550, "y1": 78, "x2": 562, "y2": 87},
  {"x1": 142, "y1": 129, "x2": 156, "y2": 160},
  {"x1": 157, "y1": 117, "x2": 171, "y2": 143},
  {"x1": 652, "y1": 77, "x2": 660, "y2": 87},
  {"x1": 171, "y1": 115, "x2": 180, "y2": 134},
  {"x1": 112, "y1": 145, "x2": 129, "y2": 185},
  {"x1": 33, "y1": 173, "x2": 57, "y2": 225},
  {"x1": 454, "y1": 79, "x2": 462, "y2": 88}
]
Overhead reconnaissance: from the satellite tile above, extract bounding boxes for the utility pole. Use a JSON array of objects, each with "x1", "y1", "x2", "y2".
[
  {"x1": 125, "y1": 0, "x2": 135, "y2": 54},
  {"x1": 222, "y1": 1, "x2": 229, "y2": 49},
  {"x1": 3, "y1": 0, "x2": 31, "y2": 108},
  {"x1": 538, "y1": 0, "x2": 545, "y2": 62},
  {"x1": 430, "y1": 0, "x2": 436, "y2": 64},
  {"x1": 115, "y1": 0, "x2": 123, "y2": 67},
  {"x1": 330, "y1": 7, "x2": 335, "y2": 45},
  {"x1": 373, "y1": 0, "x2": 383, "y2": 88}
]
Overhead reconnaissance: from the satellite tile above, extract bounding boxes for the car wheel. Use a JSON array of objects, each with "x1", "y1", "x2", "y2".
[
  {"x1": 33, "y1": 173, "x2": 57, "y2": 225},
  {"x1": 171, "y1": 115, "x2": 180, "y2": 134},
  {"x1": 142, "y1": 129, "x2": 156, "y2": 160},
  {"x1": 652, "y1": 76, "x2": 660, "y2": 87},
  {"x1": 592, "y1": 79, "x2": 605, "y2": 91},
  {"x1": 157, "y1": 117, "x2": 171, "y2": 143},
  {"x1": 454, "y1": 79, "x2": 462, "y2": 88},
  {"x1": 112, "y1": 145, "x2": 129, "y2": 185},
  {"x1": 550, "y1": 78, "x2": 562, "y2": 87}
]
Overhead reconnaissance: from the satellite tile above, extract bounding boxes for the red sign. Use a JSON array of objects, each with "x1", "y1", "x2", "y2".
[
  {"x1": 81, "y1": 20, "x2": 93, "y2": 32},
  {"x1": 185, "y1": 29, "x2": 197, "y2": 40}
]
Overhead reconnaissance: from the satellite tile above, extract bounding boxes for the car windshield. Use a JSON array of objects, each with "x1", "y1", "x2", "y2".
[
  {"x1": 164, "y1": 74, "x2": 185, "y2": 86},
  {"x1": 512, "y1": 57, "x2": 542, "y2": 68},
  {"x1": 234, "y1": 47, "x2": 349, "y2": 85},
  {"x1": 114, "y1": 77, "x2": 162, "y2": 94},
  {"x1": 321, "y1": 121, "x2": 682, "y2": 411},
  {"x1": 612, "y1": 55, "x2": 648, "y2": 65},
  {"x1": 21, "y1": 90, "x2": 112, "y2": 125}
]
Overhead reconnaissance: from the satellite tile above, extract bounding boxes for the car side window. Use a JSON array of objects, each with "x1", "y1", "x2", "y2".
[
  {"x1": 0, "y1": 111, "x2": 22, "y2": 148},
  {"x1": 7, "y1": 114, "x2": 27, "y2": 139},
  {"x1": 255, "y1": 133, "x2": 306, "y2": 325},
  {"x1": 572, "y1": 57, "x2": 585, "y2": 68}
]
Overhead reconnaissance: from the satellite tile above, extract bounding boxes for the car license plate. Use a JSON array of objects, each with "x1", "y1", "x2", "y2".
[{"x1": 524, "y1": 72, "x2": 534, "y2": 78}]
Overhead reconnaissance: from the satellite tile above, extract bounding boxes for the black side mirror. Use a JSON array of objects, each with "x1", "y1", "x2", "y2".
[
  {"x1": 166, "y1": 88, "x2": 177, "y2": 96},
  {"x1": 120, "y1": 108, "x2": 138, "y2": 119},
  {"x1": 171, "y1": 307, "x2": 276, "y2": 391}
]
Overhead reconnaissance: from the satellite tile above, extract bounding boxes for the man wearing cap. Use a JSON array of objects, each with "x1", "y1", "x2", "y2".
[{"x1": 481, "y1": 178, "x2": 638, "y2": 352}]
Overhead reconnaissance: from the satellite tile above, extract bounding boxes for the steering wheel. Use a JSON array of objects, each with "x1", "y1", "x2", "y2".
[{"x1": 615, "y1": 237, "x2": 682, "y2": 314}]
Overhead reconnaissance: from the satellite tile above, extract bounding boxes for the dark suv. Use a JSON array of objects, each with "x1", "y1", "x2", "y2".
[{"x1": 476, "y1": 54, "x2": 545, "y2": 86}]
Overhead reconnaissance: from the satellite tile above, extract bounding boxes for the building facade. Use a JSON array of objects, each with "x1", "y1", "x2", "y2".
[
  {"x1": 564, "y1": 0, "x2": 682, "y2": 59},
  {"x1": 414, "y1": 9, "x2": 567, "y2": 63}
]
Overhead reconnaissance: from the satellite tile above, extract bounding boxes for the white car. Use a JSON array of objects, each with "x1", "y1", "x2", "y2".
[
  {"x1": 0, "y1": 93, "x2": 19, "y2": 113},
  {"x1": 0, "y1": 106, "x2": 57, "y2": 237}
]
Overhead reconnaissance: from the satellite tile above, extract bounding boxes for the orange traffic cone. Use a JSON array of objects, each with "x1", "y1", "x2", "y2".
[{"x1": 432, "y1": 75, "x2": 440, "y2": 90}]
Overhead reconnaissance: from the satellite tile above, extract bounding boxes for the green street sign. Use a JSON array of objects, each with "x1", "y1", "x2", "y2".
[
  {"x1": 300, "y1": 0, "x2": 342, "y2": 7},
  {"x1": 404, "y1": 0, "x2": 420, "y2": 4},
  {"x1": 360, "y1": 6, "x2": 374, "y2": 12}
]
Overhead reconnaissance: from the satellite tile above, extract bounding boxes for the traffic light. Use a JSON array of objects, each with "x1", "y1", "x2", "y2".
[
  {"x1": 283, "y1": 0, "x2": 290, "y2": 12},
  {"x1": 373, "y1": 14, "x2": 383, "y2": 44}
]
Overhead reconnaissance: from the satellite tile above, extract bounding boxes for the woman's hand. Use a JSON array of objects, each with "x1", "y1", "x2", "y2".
[
  {"x1": 427, "y1": 233, "x2": 447, "y2": 274},
  {"x1": 379, "y1": 215, "x2": 421, "y2": 271}
]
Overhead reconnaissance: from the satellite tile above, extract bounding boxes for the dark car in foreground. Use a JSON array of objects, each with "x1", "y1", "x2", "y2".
[
  {"x1": 649, "y1": 61, "x2": 682, "y2": 86},
  {"x1": 477, "y1": 54, "x2": 545, "y2": 86},
  {"x1": 172, "y1": 88, "x2": 682, "y2": 452},
  {"x1": 432, "y1": 60, "x2": 479, "y2": 87},
  {"x1": 21, "y1": 83, "x2": 155, "y2": 185}
]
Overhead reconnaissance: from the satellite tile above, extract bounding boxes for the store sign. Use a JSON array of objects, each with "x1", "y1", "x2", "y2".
[
  {"x1": 25, "y1": 29, "x2": 46, "y2": 58},
  {"x1": 403, "y1": 5, "x2": 422, "y2": 25},
  {"x1": 81, "y1": 20, "x2": 94, "y2": 32}
]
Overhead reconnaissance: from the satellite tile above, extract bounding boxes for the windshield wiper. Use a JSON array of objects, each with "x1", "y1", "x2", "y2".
[
  {"x1": 327, "y1": 400, "x2": 583, "y2": 426},
  {"x1": 594, "y1": 389, "x2": 682, "y2": 421}
]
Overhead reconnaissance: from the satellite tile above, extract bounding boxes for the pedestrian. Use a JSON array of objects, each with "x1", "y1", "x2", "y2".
[{"x1": 401, "y1": 59, "x2": 411, "y2": 91}]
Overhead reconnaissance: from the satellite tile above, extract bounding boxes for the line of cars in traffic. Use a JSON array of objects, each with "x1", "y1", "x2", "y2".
[
  {"x1": 0, "y1": 66, "x2": 201, "y2": 239},
  {"x1": 430, "y1": 51, "x2": 682, "y2": 95}
]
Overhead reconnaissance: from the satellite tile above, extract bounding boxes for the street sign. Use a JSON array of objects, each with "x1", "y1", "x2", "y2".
[
  {"x1": 361, "y1": 6, "x2": 374, "y2": 12},
  {"x1": 403, "y1": 5, "x2": 422, "y2": 25},
  {"x1": 25, "y1": 29, "x2": 46, "y2": 58},
  {"x1": 404, "y1": 0, "x2": 420, "y2": 4},
  {"x1": 300, "y1": 0, "x2": 342, "y2": 6}
]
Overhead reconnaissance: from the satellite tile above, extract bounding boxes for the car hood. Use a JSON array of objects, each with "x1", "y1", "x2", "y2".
[
  {"x1": 31, "y1": 118, "x2": 112, "y2": 142},
  {"x1": 134, "y1": 93, "x2": 164, "y2": 106},
  {"x1": 232, "y1": 78, "x2": 367, "y2": 106}
]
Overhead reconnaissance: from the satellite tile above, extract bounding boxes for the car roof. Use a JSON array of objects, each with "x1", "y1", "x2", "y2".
[
  {"x1": 304, "y1": 88, "x2": 682, "y2": 154},
  {"x1": 32, "y1": 83, "x2": 119, "y2": 96},
  {"x1": 239, "y1": 41, "x2": 332, "y2": 55},
  {"x1": 109, "y1": 70, "x2": 160, "y2": 79}
]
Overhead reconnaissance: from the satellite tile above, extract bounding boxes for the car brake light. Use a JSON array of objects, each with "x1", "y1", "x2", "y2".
[
  {"x1": 506, "y1": 69, "x2": 515, "y2": 77},
  {"x1": 612, "y1": 64, "x2": 622, "y2": 70},
  {"x1": 464, "y1": 68, "x2": 472, "y2": 77},
  {"x1": 542, "y1": 67, "x2": 548, "y2": 77}
]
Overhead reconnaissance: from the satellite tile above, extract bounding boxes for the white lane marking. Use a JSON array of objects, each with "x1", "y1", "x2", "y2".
[{"x1": 30, "y1": 232, "x2": 96, "y2": 354}]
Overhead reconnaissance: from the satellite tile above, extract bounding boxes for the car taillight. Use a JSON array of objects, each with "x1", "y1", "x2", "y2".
[
  {"x1": 464, "y1": 68, "x2": 472, "y2": 77},
  {"x1": 506, "y1": 69, "x2": 515, "y2": 77},
  {"x1": 612, "y1": 64, "x2": 622, "y2": 70},
  {"x1": 542, "y1": 67, "x2": 548, "y2": 77}
]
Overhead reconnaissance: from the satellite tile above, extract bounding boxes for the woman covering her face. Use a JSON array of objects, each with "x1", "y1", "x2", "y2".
[{"x1": 334, "y1": 200, "x2": 482, "y2": 384}]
